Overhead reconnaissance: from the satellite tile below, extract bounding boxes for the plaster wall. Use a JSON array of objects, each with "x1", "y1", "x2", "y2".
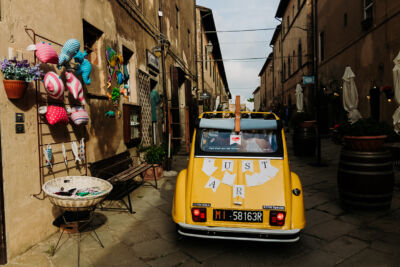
[{"x1": 0, "y1": 0, "x2": 170, "y2": 259}]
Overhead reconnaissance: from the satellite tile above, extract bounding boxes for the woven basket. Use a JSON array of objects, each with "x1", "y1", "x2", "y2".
[{"x1": 43, "y1": 176, "x2": 113, "y2": 211}]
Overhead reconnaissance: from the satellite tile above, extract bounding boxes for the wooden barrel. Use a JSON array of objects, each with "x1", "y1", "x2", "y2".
[
  {"x1": 293, "y1": 125, "x2": 316, "y2": 157},
  {"x1": 337, "y1": 149, "x2": 394, "y2": 209}
]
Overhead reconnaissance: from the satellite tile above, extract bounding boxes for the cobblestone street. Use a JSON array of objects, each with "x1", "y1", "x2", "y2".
[{"x1": 5, "y1": 136, "x2": 400, "y2": 267}]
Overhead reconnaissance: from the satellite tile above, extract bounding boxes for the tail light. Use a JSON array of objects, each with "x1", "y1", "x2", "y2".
[
  {"x1": 270, "y1": 211, "x2": 286, "y2": 226},
  {"x1": 192, "y1": 208, "x2": 207, "y2": 222}
]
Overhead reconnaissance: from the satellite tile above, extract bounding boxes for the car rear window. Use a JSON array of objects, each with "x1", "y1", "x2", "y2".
[{"x1": 199, "y1": 129, "x2": 278, "y2": 154}]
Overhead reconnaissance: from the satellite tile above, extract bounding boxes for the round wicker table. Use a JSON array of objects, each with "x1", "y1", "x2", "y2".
[
  {"x1": 43, "y1": 176, "x2": 113, "y2": 211},
  {"x1": 43, "y1": 176, "x2": 113, "y2": 266}
]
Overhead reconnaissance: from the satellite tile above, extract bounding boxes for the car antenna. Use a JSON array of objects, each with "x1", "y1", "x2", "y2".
[{"x1": 235, "y1": 95, "x2": 240, "y2": 133}]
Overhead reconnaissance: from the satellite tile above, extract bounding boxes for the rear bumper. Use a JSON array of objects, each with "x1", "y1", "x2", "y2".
[{"x1": 177, "y1": 223, "x2": 301, "y2": 242}]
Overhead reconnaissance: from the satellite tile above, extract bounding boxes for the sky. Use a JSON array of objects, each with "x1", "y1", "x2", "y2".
[{"x1": 196, "y1": 0, "x2": 281, "y2": 109}]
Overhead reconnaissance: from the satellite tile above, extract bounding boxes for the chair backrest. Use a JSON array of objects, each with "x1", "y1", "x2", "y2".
[{"x1": 88, "y1": 151, "x2": 133, "y2": 179}]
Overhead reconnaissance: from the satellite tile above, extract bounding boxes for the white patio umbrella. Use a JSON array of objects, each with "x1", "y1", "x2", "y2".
[
  {"x1": 393, "y1": 51, "x2": 400, "y2": 134},
  {"x1": 342, "y1": 66, "x2": 362, "y2": 124},
  {"x1": 295, "y1": 84, "x2": 304, "y2": 113}
]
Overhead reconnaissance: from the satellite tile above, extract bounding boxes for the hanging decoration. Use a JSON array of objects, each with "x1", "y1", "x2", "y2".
[
  {"x1": 58, "y1": 39, "x2": 80, "y2": 67},
  {"x1": 43, "y1": 144, "x2": 53, "y2": 169},
  {"x1": 105, "y1": 110, "x2": 116, "y2": 118},
  {"x1": 68, "y1": 106, "x2": 89, "y2": 125},
  {"x1": 74, "y1": 50, "x2": 92, "y2": 85},
  {"x1": 39, "y1": 105, "x2": 69, "y2": 125},
  {"x1": 62, "y1": 143, "x2": 68, "y2": 167},
  {"x1": 26, "y1": 42, "x2": 58, "y2": 64},
  {"x1": 105, "y1": 46, "x2": 129, "y2": 118},
  {"x1": 80, "y1": 138, "x2": 85, "y2": 163},
  {"x1": 71, "y1": 141, "x2": 81, "y2": 164},
  {"x1": 65, "y1": 71, "x2": 86, "y2": 105},
  {"x1": 43, "y1": 72, "x2": 65, "y2": 99}
]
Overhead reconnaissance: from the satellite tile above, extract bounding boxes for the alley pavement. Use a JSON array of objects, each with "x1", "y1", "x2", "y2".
[{"x1": 5, "y1": 136, "x2": 400, "y2": 267}]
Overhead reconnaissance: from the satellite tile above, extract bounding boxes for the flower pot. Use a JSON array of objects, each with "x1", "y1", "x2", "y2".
[
  {"x1": 3, "y1": 80, "x2": 28, "y2": 99},
  {"x1": 344, "y1": 135, "x2": 387, "y2": 152},
  {"x1": 143, "y1": 165, "x2": 163, "y2": 180}
]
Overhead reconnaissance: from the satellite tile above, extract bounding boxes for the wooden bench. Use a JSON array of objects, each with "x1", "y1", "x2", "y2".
[{"x1": 88, "y1": 151, "x2": 157, "y2": 213}]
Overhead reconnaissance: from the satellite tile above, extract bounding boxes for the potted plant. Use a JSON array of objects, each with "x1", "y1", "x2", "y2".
[
  {"x1": 143, "y1": 145, "x2": 167, "y2": 180},
  {"x1": 0, "y1": 58, "x2": 43, "y2": 99},
  {"x1": 336, "y1": 118, "x2": 393, "y2": 151}
]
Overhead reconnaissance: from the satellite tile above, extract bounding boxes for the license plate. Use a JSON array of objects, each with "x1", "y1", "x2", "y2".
[{"x1": 213, "y1": 209, "x2": 263, "y2": 222}]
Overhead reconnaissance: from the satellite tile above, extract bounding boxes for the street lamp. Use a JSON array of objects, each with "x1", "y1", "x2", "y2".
[{"x1": 206, "y1": 41, "x2": 213, "y2": 54}]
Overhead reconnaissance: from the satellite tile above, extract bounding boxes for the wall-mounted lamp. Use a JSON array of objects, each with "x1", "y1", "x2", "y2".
[
  {"x1": 152, "y1": 46, "x2": 162, "y2": 57},
  {"x1": 381, "y1": 85, "x2": 394, "y2": 102},
  {"x1": 206, "y1": 41, "x2": 213, "y2": 55}
]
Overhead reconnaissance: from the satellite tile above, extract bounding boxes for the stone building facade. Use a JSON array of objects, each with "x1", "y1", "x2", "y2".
[
  {"x1": 258, "y1": 53, "x2": 274, "y2": 110},
  {"x1": 0, "y1": 0, "x2": 197, "y2": 262},
  {"x1": 317, "y1": 0, "x2": 400, "y2": 124},
  {"x1": 252, "y1": 86, "x2": 260, "y2": 111},
  {"x1": 196, "y1": 6, "x2": 230, "y2": 113}
]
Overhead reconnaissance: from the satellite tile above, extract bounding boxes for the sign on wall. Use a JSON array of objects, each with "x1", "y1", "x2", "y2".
[
  {"x1": 146, "y1": 50, "x2": 160, "y2": 73},
  {"x1": 303, "y1": 76, "x2": 315, "y2": 84}
]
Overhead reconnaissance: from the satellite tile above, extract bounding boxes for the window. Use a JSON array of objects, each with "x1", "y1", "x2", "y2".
[
  {"x1": 123, "y1": 104, "x2": 142, "y2": 147},
  {"x1": 209, "y1": 57, "x2": 211, "y2": 75},
  {"x1": 187, "y1": 29, "x2": 191, "y2": 48},
  {"x1": 176, "y1": 5, "x2": 179, "y2": 29},
  {"x1": 283, "y1": 63, "x2": 286, "y2": 81},
  {"x1": 83, "y1": 20, "x2": 103, "y2": 66},
  {"x1": 298, "y1": 40, "x2": 302, "y2": 69},
  {"x1": 293, "y1": 51, "x2": 296, "y2": 71},
  {"x1": 288, "y1": 56, "x2": 291, "y2": 76},
  {"x1": 122, "y1": 46, "x2": 133, "y2": 98},
  {"x1": 199, "y1": 129, "x2": 279, "y2": 154},
  {"x1": 319, "y1": 31, "x2": 325, "y2": 62},
  {"x1": 287, "y1": 16, "x2": 290, "y2": 31},
  {"x1": 205, "y1": 47, "x2": 207, "y2": 70},
  {"x1": 213, "y1": 65, "x2": 215, "y2": 82},
  {"x1": 364, "y1": 0, "x2": 373, "y2": 20},
  {"x1": 344, "y1": 13, "x2": 348, "y2": 27}
]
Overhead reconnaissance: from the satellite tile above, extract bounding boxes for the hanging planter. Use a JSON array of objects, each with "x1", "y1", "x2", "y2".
[
  {"x1": 0, "y1": 58, "x2": 44, "y2": 99},
  {"x1": 2, "y1": 79, "x2": 28, "y2": 99}
]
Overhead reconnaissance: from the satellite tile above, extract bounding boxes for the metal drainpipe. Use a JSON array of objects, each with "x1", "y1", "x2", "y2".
[
  {"x1": 201, "y1": 25, "x2": 205, "y2": 102},
  {"x1": 158, "y1": 1, "x2": 170, "y2": 168},
  {"x1": 270, "y1": 44, "x2": 275, "y2": 109},
  {"x1": 275, "y1": 17, "x2": 284, "y2": 107},
  {"x1": 314, "y1": 0, "x2": 322, "y2": 165}
]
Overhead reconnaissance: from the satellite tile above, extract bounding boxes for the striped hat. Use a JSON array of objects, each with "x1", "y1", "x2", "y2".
[
  {"x1": 58, "y1": 39, "x2": 80, "y2": 66},
  {"x1": 43, "y1": 72, "x2": 64, "y2": 99},
  {"x1": 65, "y1": 72, "x2": 86, "y2": 105},
  {"x1": 70, "y1": 107, "x2": 89, "y2": 125},
  {"x1": 27, "y1": 42, "x2": 58, "y2": 64}
]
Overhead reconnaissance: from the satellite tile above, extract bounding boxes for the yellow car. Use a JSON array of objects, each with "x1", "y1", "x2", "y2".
[{"x1": 172, "y1": 110, "x2": 305, "y2": 242}]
